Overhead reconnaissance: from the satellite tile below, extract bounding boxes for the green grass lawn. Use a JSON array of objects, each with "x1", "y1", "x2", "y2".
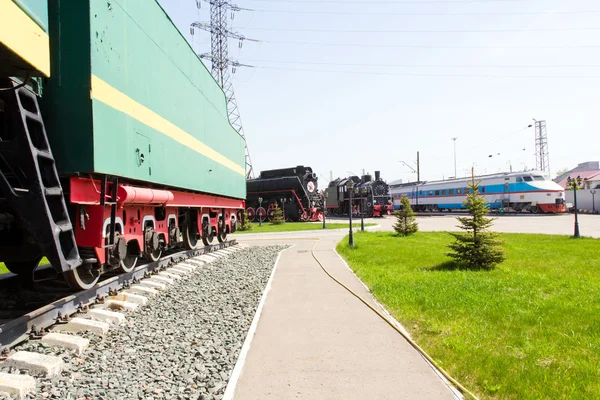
[
  {"x1": 234, "y1": 222, "x2": 376, "y2": 234},
  {"x1": 0, "y1": 257, "x2": 49, "y2": 275},
  {"x1": 337, "y1": 231, "x2": 600, "y2": 399}
]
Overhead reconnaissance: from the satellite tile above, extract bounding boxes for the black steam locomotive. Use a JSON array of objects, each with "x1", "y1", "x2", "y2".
[
  {"x1": 325, "y1": 171, "x2": 393, "y2": 217},
  {"x1": 246, "y1": 166, "x2": 323, "y2": 222}
]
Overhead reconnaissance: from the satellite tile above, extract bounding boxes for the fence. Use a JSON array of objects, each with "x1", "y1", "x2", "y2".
[{"x1": 565, "y1": 190, "x2": 599, "y2": 213}]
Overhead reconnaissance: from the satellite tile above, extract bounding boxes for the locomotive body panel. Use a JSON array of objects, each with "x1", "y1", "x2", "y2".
[
  {"x1": 0, "y1": 0, "x2": 50, "y2": 77},
  {"x1": 247, "y1": 177, "x2": 304, "y2": 194},
  {"x1": 11, "y1": 0, "x2": 48, "y2": 31},
  {"x1": 43, "y1": 0, "x2": 246, "y2": 199}
]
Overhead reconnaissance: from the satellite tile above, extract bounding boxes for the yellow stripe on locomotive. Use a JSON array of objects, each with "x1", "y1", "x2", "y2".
[{"x1": 0, "y1": 0, "x2": 50, "y2": 77}]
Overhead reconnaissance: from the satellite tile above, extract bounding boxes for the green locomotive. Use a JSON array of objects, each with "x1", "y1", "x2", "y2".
[{"x1": 0, "y1": 0, "x2": 246, "y2": 289}]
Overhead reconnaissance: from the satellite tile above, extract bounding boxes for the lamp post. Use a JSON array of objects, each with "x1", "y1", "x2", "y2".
[
  {"x1": 567, "y1": 176, "x2": 583, "y2": 237},
  {"x1": 323, "y1": 191, "x2": 328, "y2": 229},
  {"x1": 280, "y1": 197, "x2": 286, "y2": 222},
  {"x1": 591, "y1": 190, "x2": 597, "y2": 213},
  {"x1": 399, "y1": 154, "x2": 420, "y2": 208},
  {"x1": 347, "y1": 181, "x2": 355, "y2": 247},
  {"x1": 452, "y1": 137, "x2": 457, "y2": 179},
  {"x1": 258, "y1": 197, "x2": 263, "y2": 227},
  {"x1": 360, "y1": 198, "x2": 365, "y2": 232}
]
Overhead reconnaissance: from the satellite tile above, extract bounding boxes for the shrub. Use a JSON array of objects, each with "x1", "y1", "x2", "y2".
[
  {"x1": 447, "y1": 175, "x2": 505, "y2": 269},
  {"x1": 270, "y1": 203, "x2": 284, "y2": 225},
  {"x1": 237, "y1": 209, "x2": 253, "y2": 231},
  {"x1": 393, "y1": 195, "x2": 418, "y2": 236}
]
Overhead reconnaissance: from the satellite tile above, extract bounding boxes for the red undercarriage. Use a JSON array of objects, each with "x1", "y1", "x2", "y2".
[
  {"x1": 327, "y1": 203, "x2": 393, "y2": 217},
  {"x1": 70, "y1": 178, "x2": 244, "y2": 265},
  {"x1": 246, "y1": 189, "x2": 323, "y2": 222},
  {"x1": 539, "y1": 203, "x2": 566, "y2": 213},
  {"x1": 372, "y1": 204, "x2": 393, "y2": 217}
]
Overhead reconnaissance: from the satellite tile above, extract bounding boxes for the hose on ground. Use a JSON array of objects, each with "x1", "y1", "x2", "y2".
[{"x1": 310, "y1": 241, "x2": 480, "y2": 400}]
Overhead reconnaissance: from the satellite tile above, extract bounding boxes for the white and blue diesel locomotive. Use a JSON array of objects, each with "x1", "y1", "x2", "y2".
[{"x1": 391, "y1": 171, "x2": 565, "y2": 213}]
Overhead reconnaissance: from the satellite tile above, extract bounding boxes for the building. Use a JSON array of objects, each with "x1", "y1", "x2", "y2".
[
  {"x1": 554, "y1": 161, "x2": 600, "y2": 189},
  {"x1": 554, "y1": 161, "x2": 600, "y2": 213}
]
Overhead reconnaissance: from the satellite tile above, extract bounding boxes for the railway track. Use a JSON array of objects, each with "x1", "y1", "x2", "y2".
[
  {"x1": 0, "y1": 241, "x2": 285, "y2": 399},
  {"x1": 0, "y1": 240, "x2": 237, "y2": 351}
]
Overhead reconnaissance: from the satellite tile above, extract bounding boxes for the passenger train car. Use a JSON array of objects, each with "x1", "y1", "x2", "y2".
[
  {"x1": 0, "y1": 0, "x2": 246, "y2": 289},
  {"x1": 391, "y1": 171, "x2": 565, "y2": 213}
]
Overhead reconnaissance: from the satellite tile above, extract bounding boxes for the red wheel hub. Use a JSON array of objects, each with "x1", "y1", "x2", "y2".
[{"x1": 246, "y1": 207, "x2": 256, "y2": 221}]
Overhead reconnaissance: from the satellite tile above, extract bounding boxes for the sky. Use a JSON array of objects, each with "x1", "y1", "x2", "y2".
[{"x1": 158, "y1": 0, "x2": 600, "y2": 186}]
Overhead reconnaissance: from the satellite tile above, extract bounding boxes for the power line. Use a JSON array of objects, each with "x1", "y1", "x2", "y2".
[
  {"x1": 243, "y1": 0, "x2": 535, "y2": 3},
  {"x1": 260, "y1": 40, "x2": 600, "y2": 49},
  {"x1": 251, "y1": 65, "x2": 600, "y2": 78},
  {"x1": 248, "y1": 9, "x2": 600, "y2": 16},
  {"x1": 240, "y1": 58, "x2": 600, "y2": 68},
  {"x1": 240, "y1": 26, "x2": 600, "y2": 33}
]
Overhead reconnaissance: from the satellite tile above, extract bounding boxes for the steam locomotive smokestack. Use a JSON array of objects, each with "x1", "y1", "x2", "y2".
[{"x1": 375, "y1": 171, "x2": 381, "y2": 180}]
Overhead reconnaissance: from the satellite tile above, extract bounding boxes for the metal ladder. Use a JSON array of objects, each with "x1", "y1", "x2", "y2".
[
  {"x1": 0, "y1": 79, "x2": 81, "y2": 272},
  {"x1": 100, "y1": 175, "x2": 119, "y2": 259}
]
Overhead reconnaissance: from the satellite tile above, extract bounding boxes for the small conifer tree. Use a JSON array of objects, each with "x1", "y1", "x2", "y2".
[
  {"x1": 393, "y1": 195, "x2": 418, "y2": 236},
  {"x1": 237, "y1": 209, "x2": 253, "y2": 231},
  {"x1": 447, "y1": 174, "x2": 505, "y2": 269},
  {"x1": 270, "y1": 203, "x2": 284, "y2": 225}
]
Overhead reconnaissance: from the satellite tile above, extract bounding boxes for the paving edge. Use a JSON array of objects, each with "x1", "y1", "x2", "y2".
[
  {"x1": 221, "y1": 244, "x2": 293, "y2": 400},
  {"x1": 331, "y1": 246, "x2": 464, "y2": 400},
  {"x1": 231, "y1": 224, "x2": 381, "y2": 238}
]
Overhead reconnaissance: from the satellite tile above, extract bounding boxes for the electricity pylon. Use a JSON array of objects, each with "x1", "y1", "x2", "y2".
[
  {"x1": 191, "y1": 0, "x2": 257, "y2": 179},
  {"x1": 533, "y1": 119, "x2": 550, "y2": 177}
]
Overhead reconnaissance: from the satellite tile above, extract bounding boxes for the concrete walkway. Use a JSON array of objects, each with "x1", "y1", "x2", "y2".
[{"x1": 229, "y1": 234, "x2": 459, "y2": 400}]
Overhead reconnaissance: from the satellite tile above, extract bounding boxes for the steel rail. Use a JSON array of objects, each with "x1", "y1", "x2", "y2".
[{"x1": 0, "y1": 240, "x2": 237, "y2": 350}]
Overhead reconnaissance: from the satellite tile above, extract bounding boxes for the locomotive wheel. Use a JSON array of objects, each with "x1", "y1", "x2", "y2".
[
  {"x1": 202, "y1": 220, "x2": 214, "y2": 245},
  {"x1": 109, "y1": 233, "x2": 137, "y2": 273},
  {"x1": 144, "y1": 247, "x2": 162, "y2": 262},
  {"x1": 246, "y1": 207, "x2": 255, "y2": 222},
  {"x1": 63, "y1": 263, "x2": 100, "y2": 290},
  {"x1": 183, "y1": 221, "x2": 200, "y2": 250},
  {"x1": 4, "y1": 256, "x2": 42, "y2": 277},
  {"x1": 143, "y1": 228, "x2": 162, "y2": 262},
  {"x1": 256, "y1": 207, "x2": 266, "y2": 221},
  {"x1": 267, "y1": 204, "x2": 275, "y2": 222},
  {"x1": 118, "y1": 240, "x2": 138, "y2": 273},
  {"x1": 217, "y1": 217, "x2": 227, "y2": 243}
]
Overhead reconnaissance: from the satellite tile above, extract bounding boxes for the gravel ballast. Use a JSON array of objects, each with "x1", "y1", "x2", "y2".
[{"x1": 3, "y1": 245, "x2": 286, "y2": 400}]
